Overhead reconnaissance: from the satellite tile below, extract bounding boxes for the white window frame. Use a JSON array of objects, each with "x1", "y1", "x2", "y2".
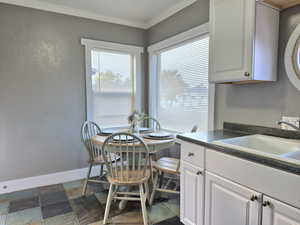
[
  {"x1": 81, "y1": 39, "x2": 144, "y2": 126},
  {"x1": 147, "y1": 23, "x2": 215, "y2": 131}
]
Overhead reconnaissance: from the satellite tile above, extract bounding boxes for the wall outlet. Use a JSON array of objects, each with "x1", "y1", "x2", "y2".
[{"x1": 281, "y1": 116, "x2": 300, "y2": 130}]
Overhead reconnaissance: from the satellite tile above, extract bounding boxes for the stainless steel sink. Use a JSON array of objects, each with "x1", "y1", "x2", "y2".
[{"x1": 212, "y1": 135, "x2": 300, "y2": 164}]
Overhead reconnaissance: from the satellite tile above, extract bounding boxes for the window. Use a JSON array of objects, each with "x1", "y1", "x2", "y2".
[
  {"x1": 148, "y1": 24, "x2": 214, "y2": 132},
  {"x1": 82, "y1": 39, "x2": 143, "y2": 128},
  {"x1": 91, "y1": 50, "x2": 133, "y2": 127}
]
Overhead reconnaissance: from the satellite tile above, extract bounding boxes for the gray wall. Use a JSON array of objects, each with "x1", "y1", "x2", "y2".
[
  {"x1": 146, "y1": 0, "x2": 209, "y2": 45},
  {"x1": 146, "y1": 0, "x2": 300, "y2": 129},
  {"x1": 2, "y1": 0, "x2": 300, "y2": 182},
  {"x1": 0, "y1": 3, "x2": 146, "y2": 182}
]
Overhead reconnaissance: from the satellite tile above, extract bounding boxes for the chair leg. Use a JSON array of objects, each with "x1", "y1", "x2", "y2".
[
  {"x1": 144, "y1": 182, "x2": 150, "y2": 202},
  {"x1": 140, "y1": 183, "x2": 148, "y2": 225},
  {"x1": 174, "y1": 176, "x2": 180, "y2": 191},
  {"x1": 82, "y1": 163, "x2": 93, "y2": 196},
  {"x1": 100, "y1": 164, "x2": 104, "y2": 177},
  {"x1": 149, "y1": 171, "x2": 159, "y2": 206},
  {"x1": 103, "y1": 183, "x2": 114, "y2": 225},
  {"x1": 159, "y1": 171, "x2": 164, "y2": 188}
]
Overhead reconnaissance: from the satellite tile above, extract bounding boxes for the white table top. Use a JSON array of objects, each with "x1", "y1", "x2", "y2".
[{"x1": 92, "y1": 134, "x2": 176, "y2": 153}]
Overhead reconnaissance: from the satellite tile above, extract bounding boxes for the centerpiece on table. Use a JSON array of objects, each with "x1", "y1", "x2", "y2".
[{"x1": 128, "y1": 111, "x2": 147, "y2": 134}]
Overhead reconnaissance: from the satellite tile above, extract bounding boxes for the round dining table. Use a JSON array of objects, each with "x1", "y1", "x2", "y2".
[
  {"x1": 91, "y1": 132, "x2": 176, "y2": 209},
  {"x1": 91, "y1": 133, "x2": 175, "y2": 154}
]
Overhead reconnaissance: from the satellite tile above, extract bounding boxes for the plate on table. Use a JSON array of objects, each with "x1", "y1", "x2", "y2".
[
  {"x1": 149, "y1": 132, "x2": 172, "y2": 138},
  {"x1": 99, "y1": 128, "x2": 122, "y2": 136},
  {"x1": 143, "y1": 132, "x2": 174, "y2": 140},
  {"x1": 139, "y1": 127, "x2": 152, "y2": 133},
  {"x1": 113, "y1": 135, "x2": 136, "y2": 143}
]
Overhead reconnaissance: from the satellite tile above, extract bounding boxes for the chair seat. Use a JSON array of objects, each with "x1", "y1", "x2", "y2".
[
  {"x1": 107, "y1": 169, "x2": 151, "y2": 185},
  {"x1": 89, "y1": 153, "x2": 120, "y2": 164},
  {"x1": 153, "y1": 157, "x2": 180, "y2": 175}
]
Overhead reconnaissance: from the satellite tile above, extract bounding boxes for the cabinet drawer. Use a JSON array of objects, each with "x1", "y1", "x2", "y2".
[
  {"x1": 206, "y1": 149, "x2": 300, "y2": 209},
  {"x1": 180, "y1": 141, "x2": 205, "y2": 168}
]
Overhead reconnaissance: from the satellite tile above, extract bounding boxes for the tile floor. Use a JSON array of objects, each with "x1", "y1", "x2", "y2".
[{"x1": 0, "y1": 179, "x2": 182, "y2": 225}]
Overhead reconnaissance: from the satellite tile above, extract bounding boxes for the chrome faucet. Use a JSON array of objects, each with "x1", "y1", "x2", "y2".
[{"x1": 277, "y1": 120, "x2": 300, "y2": 131}]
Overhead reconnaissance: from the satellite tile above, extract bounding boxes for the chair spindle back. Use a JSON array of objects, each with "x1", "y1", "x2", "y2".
[
  {"x1": 142, "y1": 117, "x2": 161, "y2": 132},
  {"x1": 81, "y1": 121, "x2": 102, "y2": 161},
  {"x1": 102, "y1": 133, "x2": 150, "y2": 183}
]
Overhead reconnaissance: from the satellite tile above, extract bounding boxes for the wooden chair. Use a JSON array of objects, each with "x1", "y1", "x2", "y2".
[
  {"x1": 102, "y1": 133, "x2": 151, "y2": 225},
  {"x1": 149, "y1": 125, "x2": 198, "y2": 205},
  {"x1": 142, "y1": 116, "x2": 161, "y2": 132},
  {"x1": 81, "y1": 121, "x2": 116, "y2": 195}
]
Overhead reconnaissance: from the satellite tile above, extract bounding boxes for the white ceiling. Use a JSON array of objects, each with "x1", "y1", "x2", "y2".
[{"x1": 0, "y1": 0, "x2": 197, "y2": 29}]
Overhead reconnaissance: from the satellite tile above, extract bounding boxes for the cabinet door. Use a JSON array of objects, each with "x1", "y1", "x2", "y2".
[
  {"x1": 209, "y1": 0, "x2": 256, "y2": 82},
  {"x1": 262, "y1": 196, "x2": 300, "y2": 225},
  {"x1": 180, "y1": 161, "x2": 204, "y2": 225},
  {"x1": 205, "y1": 172, "x2": 260, "y2": 225}
]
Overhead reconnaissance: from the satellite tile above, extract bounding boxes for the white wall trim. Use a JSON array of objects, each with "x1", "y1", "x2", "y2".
[
  {"x1": 81, "y1": 39, "x2": 144, "y2": 54},
  {"x1": 146, "y1": 0, "x2": 197, "y2": 28},
  {"x1": 81, "y1": 39, "x2": 144, "y2": 122},
  {"x1": 148, "y1": 23, "x2": 209, "y2": 53},
  {"x1": 0, "y1": 166, "x2": 101, "y2": 194},
  {"x1": 0, "y1": 0, "x2": 196, "y2": 29}
]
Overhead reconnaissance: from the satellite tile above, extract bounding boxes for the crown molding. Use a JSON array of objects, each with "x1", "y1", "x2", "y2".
[
  {"x1": 0, "y1": 0, "x2": 197, "y2": 29},
  {"x1": 0, "y1": 0, "x2": 146, "y2": 28}
]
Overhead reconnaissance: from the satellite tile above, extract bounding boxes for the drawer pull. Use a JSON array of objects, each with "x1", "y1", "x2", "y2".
[
  {"x1": 244, "y1": 72, "x2": 250, "y2": 77},
  {"x1": 250, "y1": 195, "x2": 258, "y2": 202},
  {"x1": 262, "y1": 201, "x2": 271, "y2": 207},
  {"x1": 196, "y1": 171, "x2": 203, "y2": 175},
  {"x1": 188, "y1": 152, "x2": 195, "y2": 157}
]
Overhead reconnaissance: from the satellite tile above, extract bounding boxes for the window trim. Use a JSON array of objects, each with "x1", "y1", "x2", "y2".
[
  {"x1": 147, "y1": 23, "x2": 215, "y2": 131},
  {"x1": 81, "y1": 39, "x2": 144, "y2": 124}
]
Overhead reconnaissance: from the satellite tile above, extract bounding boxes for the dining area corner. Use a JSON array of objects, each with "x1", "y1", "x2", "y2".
[{"x1": 80, "y1": 111, "x2": 187, "y2": 225}]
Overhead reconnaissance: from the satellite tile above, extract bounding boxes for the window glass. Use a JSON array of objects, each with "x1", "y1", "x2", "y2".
[
  {"x1": 158, "y1": 37, "x2": 210, "y2": 132},
  {"x1": 91, "y1": 50, "x2": 133, "y2": 127}
]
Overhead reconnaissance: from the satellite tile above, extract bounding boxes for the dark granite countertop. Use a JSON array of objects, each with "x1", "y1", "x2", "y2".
[
  {"x1": 177, "y1": 122, "x2": 300, "y2": 176},
  {"x1": 177, "y1": 129, "x2": 248, "y2": 146}
]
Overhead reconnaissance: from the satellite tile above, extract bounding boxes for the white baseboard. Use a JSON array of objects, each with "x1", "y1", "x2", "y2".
[{"x1": 0, "y1": 165, "x2": 101, "y2": 195}]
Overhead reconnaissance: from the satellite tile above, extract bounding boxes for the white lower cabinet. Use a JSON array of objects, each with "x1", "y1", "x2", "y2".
[
  {"x1": 262, "y1": 196, "x2": 300, "y2": 225},
  {"x1": 180, "y1": 161, "x2": 204, "y2": 225},
  {"x1": 204, "y1": 172, "x2": 261, "y2": 225},
  {"x1": 179, "y1": 142, "x2": 300, "y2": 225}
]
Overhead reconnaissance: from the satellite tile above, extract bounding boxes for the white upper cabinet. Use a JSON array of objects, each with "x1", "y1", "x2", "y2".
[{"x1": 209, "y1": 0, "x2": 279, "y2": 83}]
